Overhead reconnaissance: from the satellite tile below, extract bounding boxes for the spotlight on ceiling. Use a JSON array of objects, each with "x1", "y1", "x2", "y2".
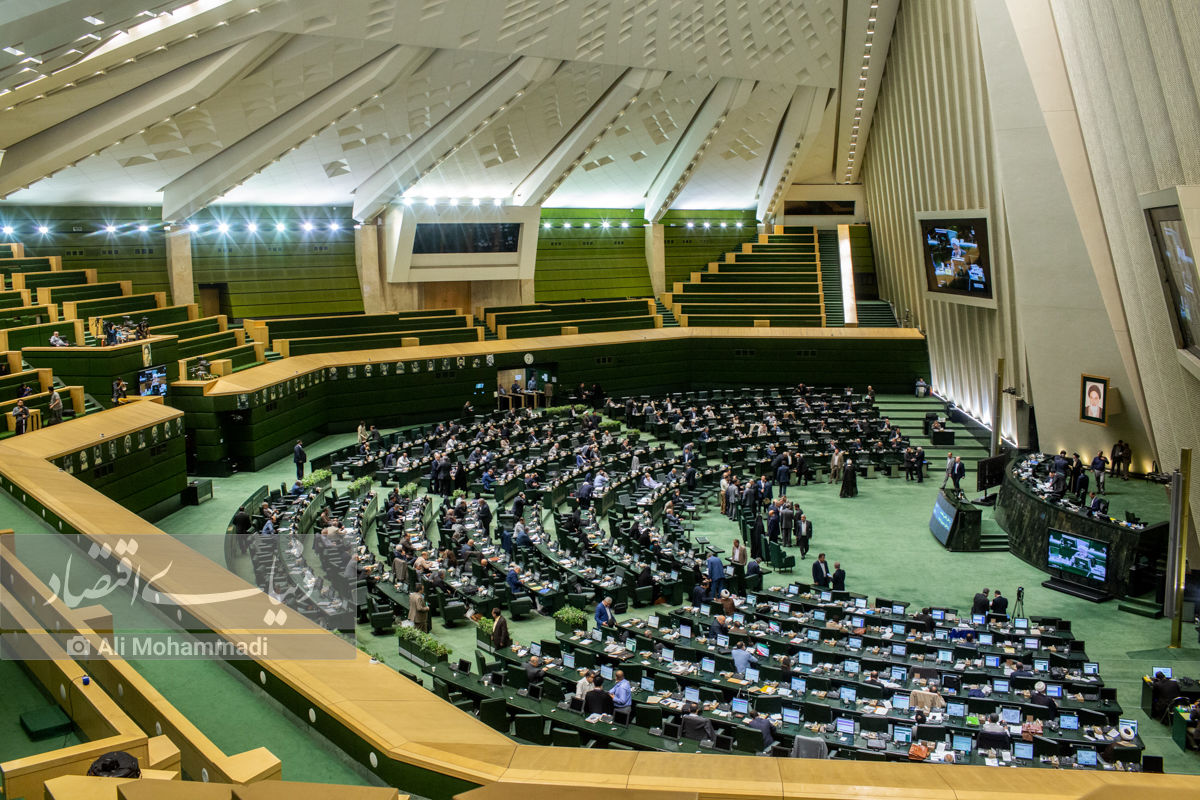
[
  {"x1": 217, "y1": 222, "x2": 230, "y2": 233},
  {"x1": 275, "y1": 222, "x2": 286, "y2": 232},
  {"x1": 328, "y1": 222, "x2": 340, "y2": 231},
  {"x1": 493, "y1": 197, "x2": 503, "y2": 206},
  {"x1": 402, "y1": 196, "x2": 414, "y2": 206},
  {"x1": 686, "y1": 222, "x2": 694, "y2": 228},
  {"x1": 137, "y1": 224, "x2": 149, "y2": 232},
  {"x1": 2, "y1": 225, "x2": 13, "y2": 235},
  {"x1": 105, "y1": 224, "x2": 117, "y2": 233},
  {"x1": 620, "y1": 221, "x2": 629, "y2": 228},
  {"x1": 735, "y1": 222, "x2": 743, "y2": 228},
  {"x1": 702, "y1": 222, "x2": 711, "y2": 229},
  {"x1": 720, "y1": 222, "x2": 727, "y2": 228},
  {"x1": 448, "y1": 198, "x2": 458, "y2": 206},
  {"x1": 247, "y1": 222, "x2": 258, "y2": 233},
  {"x1": 425, "y1": 198, "x2": 437, "y2": 206},
  {"x1": 187, "y1": 223, "x2": 199, "y2": 233},
  {"x1": 562, "y1": 222, "x2": 572, "y2": 228},
  {"x1": 302, "y1": 221, "x2": 314, "y2": 231},
  {"x1": 38, "y1": 225, "x2": 50, "y2": 234},
  {"x1": 582, "y1": 222, "x2": 591, "y2": 228},
  {"x1": 601, "y1": 221, "x2": 610, "y2": 228},
  {"x1": 471, "y1": 198, "x2": 481, "y2": 206},
  {"x1": 543, "y1": 222, "x2": 552, "y2": 229}
]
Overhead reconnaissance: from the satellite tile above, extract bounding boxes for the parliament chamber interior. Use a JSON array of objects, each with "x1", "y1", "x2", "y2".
[{"x1": 2, "y1": 2, "x2": 1200, "y2": 800}]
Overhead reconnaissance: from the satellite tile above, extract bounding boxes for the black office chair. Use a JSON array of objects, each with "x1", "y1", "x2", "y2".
[
  {"x1": 857, "y1": 750, "x2": 886, "y2": 761},
  {"x1": 734, "y1": 727, "x2": 768, "y2": 754},
  {"x1": 977, "y1": 730, "x2": 1010, "y2": 751},
  {"x1": 513, "y1": 713, "x2": 550, "y2": 744},
  {"x1": 613, "y1": 706, "x2": 633, "y2": 727},
  {"x1": 551, "y1": 727, "x2": 583, "y2": 747},
  {"x1": 711, "y1": 733, "x2": 734, "y2": 752},
  {"x1": 1033, "y1": 735, "x2": 1060, "y2": 758},
  {"x1": 477, "y1": 697, "x2": 510, "y2": 732},
  {"x1": 635, "y1": 704, "x2": 663, "y2": 731},
  {"x1": 663, "y1": 720, "x2": 682, "y2": 740}
]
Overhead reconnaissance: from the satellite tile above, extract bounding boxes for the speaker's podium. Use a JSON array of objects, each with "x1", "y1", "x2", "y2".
[{"x1": 929, "y1": 489, "x2": 982, "y2": 550}]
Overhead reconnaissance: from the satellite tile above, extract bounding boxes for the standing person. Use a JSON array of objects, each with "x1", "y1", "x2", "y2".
[
  {"x1": 775, "y1": 456, "x2": 790, "y2": 498},
  {"x1": 706, "y1": 551, "x2": 726, "y2": 598},
  {"x1": 730, "y1": 538, "x2": 748, "y2": 567},
  {"x1": 595, "y1": 596, "x2": 616, "y2": 628},
  {"x1": 12, "y1": 399, "x2": 29, "y2": 435},
  {"x1": 940, "y1": 452, "x2": 955, "y2": 488},
  {"x1": 811, "y1": 553, "x2": 831, "y2": 587},
  {"x1": 490, "y1": 607, "x2": 511, "y2": 649},
  {"x1": 950, "y1": 456, "x2": 966, "y2": 491},
  {"x1": 1091, "y1": 451, "x2": 1109, "y2": 495},
  {"x1": 797, "y1": 514, "x2": 813, "y2": 559},
  {"x1": 293, "y1": 440, "x2": 307, "y2": 480},
  {"x1": 1120, "y1": 441, "x2": 1133, "y2": 480},
  {"x1": 357, "y1": 420, "x2": 368, "y2": 447},
  {"x1": 47, "y1": 388, "x2": 63, "y2": 426},
  {"x1": 831, "y1": 562, "x2": 846, "y2": 591},
  {"x1": 828, "y1": 447, "x2": 843, "y2": 484},
  {"x1": 780, "y1": 502, "x2": 795, "y2": 548},
  {"x1": 840, "y1": 459, "x2": 858, "y2": 498},
  {"x1": 408, "y1": 585, "x2": 430, "y2": 632},
  {"x1": 914, "y1": 446, "x2": 925, "y2": 483}
]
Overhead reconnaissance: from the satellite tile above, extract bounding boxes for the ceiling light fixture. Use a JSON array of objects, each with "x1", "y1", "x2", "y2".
[
  {"x1": 276, "y1": 222, "x2": 286, "y2": 232},
  {"x1": 105, "y1": 224, "x2": 117, "y2": 233},
  {"x1": 2, "y1": 225, "x2": 13, "y2": 234},
  {"x1": 620, "y1": 221, "x2": 630, "y2": 228},
  {"x1": 601, "y1": 221, "x2": 610, "y2": 228},
  {"x1": 493, "y1": 197, "x2": 504, "y2": 206},
  {"x1": 402, "y1": 196, "x2": 414, "y2": 206},
  {"x1": 543, "y1": 222, "x2": 552, "y2": 229},
  {"x1": 217, "y1": 222, "x2": 230, "y2": 233},
  {"x1": 302, "y1": 222, "x2": 314, "y2": 231},
  {"x1": 582, "y1": 222, "x2": 591, "y2": 228},
  {"x1": 247, "y1": 223, "x2": 258, "y2": 233},
  {"x1": 329, "y1": 222, "x2": 341, "y2": 231},
  {"x1": 686, "y1": 222, "x2": 694, "y2": 228},
  {"x1": 562, "y1": 222, "x2": 572, "y2": 228},
  {"x1": 471, "y1": 198, "x2": 481, "y2": 206},
  {"x1": 187, "y1": 223, "x2": 199, "y2": 233}
]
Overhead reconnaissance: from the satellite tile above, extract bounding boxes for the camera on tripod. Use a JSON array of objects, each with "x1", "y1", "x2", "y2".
[{"x1": 1016, "y1": 586, "x2": 1024, "y2": 601}]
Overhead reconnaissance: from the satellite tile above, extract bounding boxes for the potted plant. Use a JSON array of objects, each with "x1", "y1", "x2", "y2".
[
  {"x1": 301, "y1": 468, "x2": 333, "y2": 491},
  {"x1": 476, "y1": 615, "x2": 495, "y2": 652},
  {"x1": 451, "y1": 488, "x2": 467, "y2": 501},
  {"x1": 395, "y1": 625, "x2": 451, "y2": 668},
  {"x1": 398, "y1": 481, "x2": 420, "y2": 500},
  {"x1": 348, "y1": 475, "x2": 374, "y2": 499},
  {"x1": 553, "y1": 605, "x2": 589, "y2": 636}
]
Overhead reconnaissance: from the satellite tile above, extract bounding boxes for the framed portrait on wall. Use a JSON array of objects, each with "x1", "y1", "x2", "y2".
[{"x1": 1080, "y1": 374, "x2": 1109, "y2": 425}]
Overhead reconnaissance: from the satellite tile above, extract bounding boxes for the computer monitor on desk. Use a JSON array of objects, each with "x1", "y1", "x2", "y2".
[
  {"x1": 684, "y1": 686, "x2": 701, "y2": 704},
  {"x1": 1152, "y1": 666, "x2": 1173, "y2": 679},
  {"x1": 731, "y1": 697, "x2": 750, "y2": 715}
]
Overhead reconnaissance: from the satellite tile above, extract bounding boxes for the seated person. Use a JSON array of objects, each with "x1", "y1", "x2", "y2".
[
  {"x1": 524, "y1": 656, "x2": 546, "y2": 685},
  {"x1": 1030, "y1": 681, "x2": 1058, "y2": 715},
  {"x1": 1151, "y1": 671, "x2": 1182, "y2": 719},
  {"x1": 679, "y1": 703, "x2": 716, "y2": 741},
  {"x1": 745, "y1": 708, "x2": 776, "y2": 749}
]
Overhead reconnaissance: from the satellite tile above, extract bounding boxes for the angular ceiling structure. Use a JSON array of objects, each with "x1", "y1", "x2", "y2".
[{"x1": 0, "y1": 0, "x2": 897, "y2": 220}]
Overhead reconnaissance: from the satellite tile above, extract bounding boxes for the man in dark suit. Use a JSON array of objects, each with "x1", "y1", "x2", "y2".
[
  {"x1": 745, "y1": 709, "x2": 776, "y2": 749},
  {"x1": 511, "y1": 492, "x2": 526, "y2": 521},
  {"x1": 950, "y1": 457, "x2": 966, "y2": 490},
  {"x1": 796, "y1": 514, "x2": 813, "y2": 558},
  {"x1": 971, "y1": 588, "x2": 991, "y2": 616},
  {"x1": 293, "y1": 440, "x2": 307, "y2": 480},
  {"x1": 576, "y1": 478, "x2": 594, "y2": 510},
  {"x1": 1152, "y1": 671, "x2": 1183, "y2": 718},
  {"x1": 232, "y1": 506, "x2": 252, "y2": 554},
  {"x1": 811, "y1": 553, "x2": 831, "y2": 587},
  {"x1": 476, "y1": 497, "x2": 493, "y2": 539},
  {"x1": 1031, "y1": 680, "x2": 1059, "y2": 715},
  {"x1": 831, "y1": 562, "x2": 846, "y2": 591},
  {"x1": 766, "y1": 509, "x2": 780, "y2": 543},
  {"x1": 990, "y1": 590, "x2": 1009, "y2": 616},
  {"x1": 680, "y1": 703, "x2": 716, "y2": 741},
  {"x1": 583, "y1": 675, "x2": 615, "y2": 716},
  {"x1": 524, "y1": 656, "x2": 546, "y2": 684},
  {"x1": 780, "y1": 503, "x2": 795, "y2": 547}
]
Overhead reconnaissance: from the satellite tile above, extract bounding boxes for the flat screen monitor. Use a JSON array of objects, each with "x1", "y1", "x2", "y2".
[
  {"x1": 891, "y1": 643, "x2": 907, "y2": 657},
  {"x1": 746, "y1": 594, "x2": 757, "y2": 606},
  {"x1": 732, "y1": 613, "x2": 745, "y2": 625},
  {"x1": 931, "y1": 609, "x2": 945, "y2": 621},
  {"x1": 839, "y1": 686, "x2": 857, "y2": 703},
  {"x1": 530, "y1": 643, "x2": 541, "y2": 656},
  {"x1": 835, "y1": 717, "x2": 856, "y2": 736},
  {"x1": 855, "y1": 597, "x2": 867, "y2": 608},
  {"x1": 783, "y1": 707, "x2": 801, "y2": 725},
  {"x1": 745, "y1": 667, "x2": 760, "y2": 683},
  {"x1": 1014, "y1": 617, "x2": 1029, "y2": 630},
  {"x1": 1024, "y1": 637, "x2": 1040, "y2": 650},
  {"x1": 946, "y1": 701, "x2": 966, "y2": 718},
  {"x1": 1059, "y1": 713, "x2": 1079, "y2": 731},
  {"x1": 791, "y1": 676, "x2": 807, "y2": 693},
  {"x1": 661, "y1": 647, "x2": 674, "y2": 663},
  {"x1": 929, "y1": 491, "x2": 958, "y2": 545},
  {"x1": 976, "y1": 453, "x2": 1008, "y2": 492},
  {"x1": 972, "y1": 613, "x2": 986, "y2": 626},
  {"x1": 787, "y1": 584, "x2": 800, "y2": 596},
  {"x1": 136, "y1": 365, "x2": 168, "y2": 397},
  {"x1": 920, "y1": 217, "x2": 993, "y2": 299},
  {"x1": 647, "y1": 614, "x2": 660, "y2": 628},
  {"x1": 1152, "y1": 666, "x2": 1173, "y2": 679},
  {"x1": 768, "y1": 621, "x2": 781, "y2": 634},
  {"x1": 848, "y1": 636, "x2": 862, "y2": 650},
  {"x1": 806, "y1": 629, "x2": 820, "y2": 641},
  {"x1": 1082, "y1": 661, "x2": 1099, "y2": 675},
  {"x1": 777, "y1": 601, "x2": 790, "y2": 614},
  {"x1": 701, "y1": 657, "x2": 715, "y2": 673},
  {"x1": 754, "y1": 643, "x2": 770, "y2": 658},
  {"x1": 1000, "y1": 706, "x2": 1021, "y2": 725},
  {"x1": 893, "y1": 724, "x2": 913, "y2": 744},
  {"x1": 684, "y1": 686, "x2": 701, "y2": 704},
  {"x1": 893, "y1": 623, "x2": 907, "y2": 635},
  {"x1": 891, "y1": 603, "x2": 905, "y2": 615},
  {"x1": 820, "y1": 591, "x2": 833, "y2": 602},
  {"x1": 1047, "y1": 530, "x2": 1108, "y2": 581},
  {"x1": 984, "y1": 655, "x2": 1001, "y2": 668},
  {"x1": 937, "y1": 649, "x2": 952, "y2": 663},
  {"x1": 992, "y1": 678, "x2": 1009, "y2": 694},
  {"x1": 591, "y1": 628, "x2": 603, "y2": 641},
  {"x1": 892, "y1": 693, "x2": 910, "y2": 711},
  {"x1": 843, "y1": 659, "x2": 860, "y2": 675},
  {"x1": 1046, "y1": 684, "x2": 1063, "y2": 698},
  {"x1": 640, "y1": 676, "x2": 655, "y2": 692},
  {"x1": 852, "y1": 616, "x2": 865, "y2": 628},
  {"x1": 1034, "y1": 658, "x2": 1049, "y2": 672},
  {"x1": 716, "y1": 634, "x2": 729, "y2": 648},
  {"x1": 1013, "y1": 741, "x2": 1034, "y2": 760},
  {"x1": 1119, "y1": 718, "x2": 1139, "y2": 737},
  {"x1": 600, "y1": 664, "x2": 613, "y2": 680},
  {"x1": 679, "y1": 624, "x2": 692, "y2": 639},
  {"x1": 979, "y1": 633, "x2": 994, "y2": 646},
  {"x1": 1075, "y1": 747, "x2": 1097, "y2": 766},
  {"x1": 731, "y1": 697, "x2": 749, "y2": 715},
  {"x1": 952, "y1": 733, "x2": 974, "y2": 753},
  {"x1": 813, "y1": 610, "x2": 826, "y2": 622},
  {"x1": 625, "y1": 639, "x2": 636, "y2": 654},
  {"x1": 563, "y1": 652, "x2": 575, "y2": 669},
  {"x1": 798, "y1": 651, "x2": 814, "y2": 666},
  {"x1": 934, "y1": 629, "x2": 948, "y2": 640},
  {"x1": 890, "y1": 666, "x2": 907, "y2": 684}
]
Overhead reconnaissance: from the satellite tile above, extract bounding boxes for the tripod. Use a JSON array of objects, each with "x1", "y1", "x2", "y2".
[{"x1": 1012, "y1": 595, "x2": 1026, "y2": 620}]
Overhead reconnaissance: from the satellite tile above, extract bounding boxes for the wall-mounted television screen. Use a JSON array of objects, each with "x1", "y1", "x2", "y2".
[
  {"x1": 137, "y1": 365, "x2": 168, "y2": 397},
  {"x1": 976, "y1": 454, "x2": 1007, "y2": 492},
  {"x1": 921, "y1": 218, "x2": 992, "y2": 299},
  {"x1": 929, "y1": 490, "x2": 958, "y2": 546},
  {"x1": 413, "y1": 223, "x2": 520, "y2": 254},
  {"x1": 1047, "y1": 530, "x2": 1107, "y2": 581}
]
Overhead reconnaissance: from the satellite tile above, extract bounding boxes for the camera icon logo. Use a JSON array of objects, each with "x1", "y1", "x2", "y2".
[{"x1": 65, "y1": 635, "x2": 91, "y2": 657}]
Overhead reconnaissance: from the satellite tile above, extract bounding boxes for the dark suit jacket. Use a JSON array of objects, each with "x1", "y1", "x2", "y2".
[
  {"x1": 812, "y1": 560, "x2": 830, "y2": 586},
  {"x1": 798, "y1": 519, "x2": 812, "y2": 540},
  {"x1": 990, "y1": 596, "x2": 1009, "y2": 615},
  {"x1": 681, "y1": 713, "x2": 716, "y2": 742},
  {"x1": 831, "y1": 569, "x2": 845, "y2": 591},
  {"x1": 293, "y1": 444, "x2": 306, "y2": 464},
  {"x1": 748, "y1": 716, "x2": 776, "y2": 747},
  {"x1": 583, "y1": 688, "x2": 614, "y2": 716},
  {"x1": 971, "y1": 593, "x2": 990, "y2": 615},
  {"x1": 491, "y1": 615, "x2": 511, "y2": 648}
]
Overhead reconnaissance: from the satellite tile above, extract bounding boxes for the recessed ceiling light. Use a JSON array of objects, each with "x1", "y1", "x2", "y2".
[
  {"x1": 735, "y1": 222, "x2": 743, "y2": 228},
  {"x1": 703, "y1": 222, "x2": 711, "y2": 228},
  {"x1": 275, "y1": 222, "x2": 286, "y2": 232},
  {"x1": 2, "y1": 225, "x2": 14, "y2": 234},
  {"x1": 620, "y1": 221, "x2": 630, "y2": 228},
  {"x1": 493, "y1": 197, "x2": 503, "y2": 206},
  {"x1": 562, "y1": 222, "x2": 572, "y2": 228},
  {"x1": 426, "y1": 198, "x2": 437, "y2": 205},
  {"x1": 3, "y1": 47, "x2": 24, "y2": 57},
  {"x1": 302, "y1": 222, "x2": 314, "y2": 231},
  {"x1": 187, "y1": 223, "x2": 199, "y2": 233},
  {"x1": 720, "y1": 222, "x2": 727, "y2": 228},
  {"x1": 601, "y1": 221, "x2": 610, "y2": 228},
  {"x1": 217, "y1": 222, "x2": 230, "y2": 233},
  {"x1": 402, "y1": 197, "x2": 414, "y2": 206},
  {"x1": 247, "y1": 223, "x2": 258, "y2": 233},
  {"x1": 448, "y1": 198, "x2": 458, "y2": 206},
  {"x1": 543, "y1": 222, "x2": 552, "y2": 229},
  {"x1": 471, "y1": 198, "x2": 481, "y2": 206},
  {"x1": 83, "y1": 16, "x2": 104, "y2": 25},
  {"x1": 686, "y1": 222, "x2": 694, "y2": 228},
  {"x1": 105, "y1": 224, "x2": 117, "y2": 233},
  {"x1": 329, "y1": 222, "x2": 340, "y2": 231},
  {"x1": 582, "y1": 222, "x2": 591, "y2": 228}
]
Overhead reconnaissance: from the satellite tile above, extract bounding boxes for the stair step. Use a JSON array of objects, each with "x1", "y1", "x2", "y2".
[{"x1": 1118, "y1": 599, "x2": 1164, "y2": 618}]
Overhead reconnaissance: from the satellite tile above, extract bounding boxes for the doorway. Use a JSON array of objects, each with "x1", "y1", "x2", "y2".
[{"x1": 198, "y1": 283, "x2": 229, "y2": 318}]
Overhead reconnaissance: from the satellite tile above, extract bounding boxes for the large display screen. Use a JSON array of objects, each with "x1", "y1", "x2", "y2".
[
  {"x1": 412, "y1": 223, "x2": 520, "y2": 254},
  {"x1": 1047, "y1": 530, "x2": 1107, "y2": 581},
  {"x1": 1147, "y1": 206, "x2": 1200, "y2": 358},
  {"x1": 976, "y1": 454, "x2": 1007, "y2": 492},
  {"x1": 929, "y1": 491, "x2": 958, "y2": 545},
  {"x1": 921, "y1": 218, "x2": 992, "y2": 299},
  {"x1": 137, "y1": 365, "x2": 168, "y2": 397}
]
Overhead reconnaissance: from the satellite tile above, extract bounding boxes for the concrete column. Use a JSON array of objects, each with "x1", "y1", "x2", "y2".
[
  {"x1": 165, "y1": 229, "x2": 193, "y2": 305},
  {"x1": 644, "y1": 223, "x2": 666, "y2": 297},
  {"x1": 354, "y1": 222, "x2": 385, "y2": 313}
]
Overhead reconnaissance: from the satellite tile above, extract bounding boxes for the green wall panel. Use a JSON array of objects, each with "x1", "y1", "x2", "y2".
[
  {"x1": 5, "y1": 206, "x2": 170, "y2": 297},
  {"x1": 660, "y1": 209, "x2": 758, "y2": 289},
  {"x1": 188, "y1": 206, "x2": 361, "y2": 320},
  {"x1": 535, "y1": 209, "x2": 651, "y2": 302}
]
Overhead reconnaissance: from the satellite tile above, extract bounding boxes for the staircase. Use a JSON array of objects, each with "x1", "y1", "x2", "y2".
[
  {"x1": 1118, "y1": 593, "x2": 1165, "y2": 619},
  {"x1": 976, "y1": 521, "x2": 1010, "y2": 552},
  {"x1": 856, "y1": 300, "x2": 898, "y2": 327},
  {"x1": 481, "y1": 326, "x2": 499, "y2": 341},
  {"x1": 264, "y1": 350, "x2": 284, "y2": 362},
  {"x1": 817, "y1": 230, "x2": 844, "y2": 328},
  {"x1": 654, "y1": 297, "x2": 679, "y2": 328}
]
